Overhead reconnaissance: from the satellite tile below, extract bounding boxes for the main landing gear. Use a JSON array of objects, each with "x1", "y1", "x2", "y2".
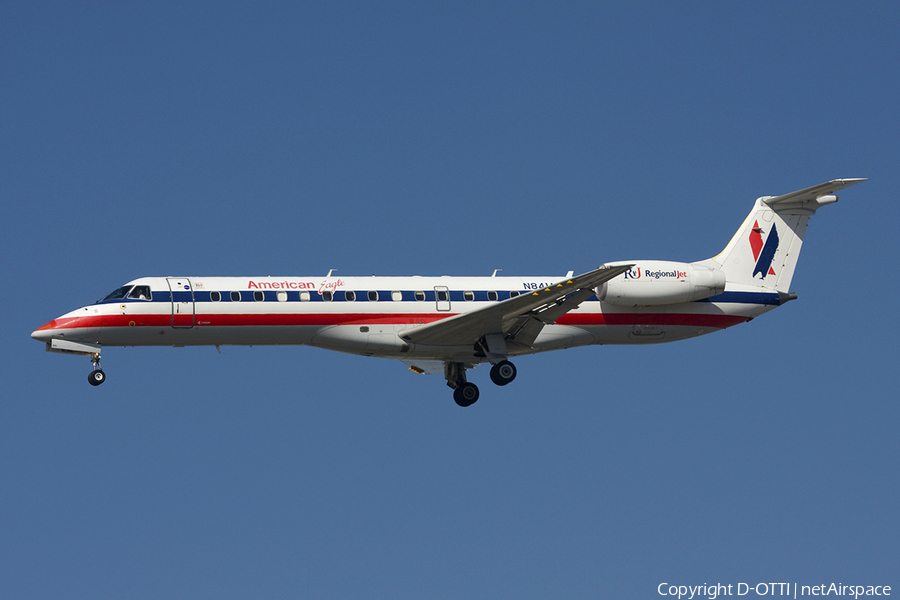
[
  {"x1": 453, "y1": 382, "x2": 480, "y2": 407},
  {"x1": 445, "y1": 359, "x2": 518, "y2": 407},
  {"x1": 88, "y1": 353, "x2": 106, "y2": 386},
  {"x1": 489, "y1": 360, "x2": 517, "y2": 386}
]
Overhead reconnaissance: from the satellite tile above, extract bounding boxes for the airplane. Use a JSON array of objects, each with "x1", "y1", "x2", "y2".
[{"x1": 32, "y1": 178, "x2": 864, "y2": 406}]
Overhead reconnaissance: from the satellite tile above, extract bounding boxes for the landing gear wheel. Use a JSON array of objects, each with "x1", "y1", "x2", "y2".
[
  {"x1": 453, "y1": 382, "x2": 480, "y2": 407},
  {"x1": 88, "y1": 369, "x2": 106, "y2": 386},
  {"x1": 489, "y1": 360, "x2": 517, "y2": 386}
]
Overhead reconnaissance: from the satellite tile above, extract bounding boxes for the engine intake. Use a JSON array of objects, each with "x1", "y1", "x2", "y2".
[{"x1": 597, "y1": 261, "x2": 725, "y2": 307}]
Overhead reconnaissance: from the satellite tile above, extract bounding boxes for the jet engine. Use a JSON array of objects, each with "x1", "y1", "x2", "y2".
[{"x1": 597, "y1": 261, "x2": 726, "y2": 307}]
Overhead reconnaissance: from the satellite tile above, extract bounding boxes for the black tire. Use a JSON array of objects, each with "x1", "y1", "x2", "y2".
[
  {"x1": 453, "y1": 382, "x2": 479, "y2": 407},
  {"x1": 489, "y1": 360, "x2": 517, "y2": 386},
  {"x1": 88, "y1": 370, "x2": 106, "y2": 386}
]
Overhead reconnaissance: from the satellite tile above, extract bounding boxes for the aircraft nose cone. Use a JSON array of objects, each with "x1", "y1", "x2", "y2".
[{"x1": 31, "y1": 320, "x2": 58, "y2": 342}]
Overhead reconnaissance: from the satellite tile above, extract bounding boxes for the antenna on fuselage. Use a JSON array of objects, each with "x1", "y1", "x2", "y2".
[
  {"x1": 492, "y1": 269, "x2": 501, "y2": 277},
  {"x1": 327, "y1": 269, "x2": 337, "y2": 277}
]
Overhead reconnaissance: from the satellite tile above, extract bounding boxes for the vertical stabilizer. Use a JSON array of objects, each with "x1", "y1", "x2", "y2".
[{"x1": 701, "y1": 179, "x2": 864, "y2": 292}]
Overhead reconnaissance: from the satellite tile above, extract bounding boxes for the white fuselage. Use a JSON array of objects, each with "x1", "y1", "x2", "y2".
[{"x1": 34, "y1": 274, "x2": 778, "y2": 364}]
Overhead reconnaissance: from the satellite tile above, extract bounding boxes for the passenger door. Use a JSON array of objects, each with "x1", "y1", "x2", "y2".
[{"x1": 167, "y1": 278, "x2": 195, "y2": 328}]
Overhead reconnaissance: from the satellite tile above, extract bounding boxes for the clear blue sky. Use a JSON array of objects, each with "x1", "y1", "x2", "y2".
[{"x1": 2, "y1": 2, "x2": 898, "y2": 598}]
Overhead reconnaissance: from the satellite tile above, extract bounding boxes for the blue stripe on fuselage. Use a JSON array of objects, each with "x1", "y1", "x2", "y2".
[
  {"x1": 99, "y1": 289, "x2": 781, "y2": 307},
  {"x1": 697, "y1": 291, "x2": 781, "y2": 305},
  {"x1": 97, "y1": 289, "x2": 525, "y2": 305}
]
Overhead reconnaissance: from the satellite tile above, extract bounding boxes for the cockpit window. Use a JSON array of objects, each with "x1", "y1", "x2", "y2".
[
  {"x1": 99, "y1": 285, "x2": 132, "y2": 303},
  {"x1": 127, "y1": 285, "x2": 152, "y2": 301}
]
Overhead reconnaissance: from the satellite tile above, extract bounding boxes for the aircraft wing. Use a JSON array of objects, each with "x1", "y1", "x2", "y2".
[
  {"x1": 763, "y1": 178, "x2": 866, "y2": 205},
  {"x1": 398, "y1": 264, "x2": 633, "y2": 350}
]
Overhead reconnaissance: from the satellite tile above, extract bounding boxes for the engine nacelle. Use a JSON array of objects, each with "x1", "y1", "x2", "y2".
[{"x1": 597, "y1": 261, "x2": 726, "y2": 307}]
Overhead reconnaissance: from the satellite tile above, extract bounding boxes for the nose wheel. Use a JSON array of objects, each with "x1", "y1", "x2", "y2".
[
  {"x1": 88, "y1": 369, "x2": 106, "y2": 386},
  {"x1": 88, "y1": 354, "x2": 106, "y2": 386}
]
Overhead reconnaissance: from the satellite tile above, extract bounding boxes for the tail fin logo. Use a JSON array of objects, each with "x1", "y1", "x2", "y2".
[{"x1": 749, "y1": 221, "x2": 779, "y2": 279}]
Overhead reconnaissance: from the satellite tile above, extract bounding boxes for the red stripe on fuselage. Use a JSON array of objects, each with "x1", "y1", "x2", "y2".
[
  {"x1": 557, "y1": 313, "x2": 748, "y2": 328},
  {"x1": 42, "y1": 311, "x2": 749, "y2": 331}
]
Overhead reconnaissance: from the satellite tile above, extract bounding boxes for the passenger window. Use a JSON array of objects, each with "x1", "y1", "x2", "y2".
[
  {"x1": 322, "y1": 291, "x2": 333, "y2": 302},
  {"x1": 277, "y1": 291, "x2": 287, "y2": 302},
  {"x1": 231, "y1": 291, "x2": 241, "y2": 302},
  {"x1": 368, "y1": 291, "x2": 378, "y2": 302},
  {"x1": 345, "y1": 290, "x2": 356, "y2": 302},
  {"x1": 300, "y1": 291, "x2": 310, "y2": 302},
  {"x1": 488, "y1": 291, "x2": 498, "y2": 301},
  {"x1": 437, "y1": 290, "x2": 448, "y2": 302},
  {"x1": 509, "y1": 290, "x2": 520, "y2": 298},
  {"x1": 127, "y1": 285, "x2": 152, "y2": 301},
  {"x1": 464, "y1": 291, "x2": 474, "y2": 301},
  {"x1": 391, "y1": 291, "x2": 402, "y2": 302},
  {"x1": 210, "y1": 291, "x2": 221, "y2": 302},
  {"x1": 415, "y1": 291, "x2": 425, "y2": 302},
  {"x1": 254, "y1": 291, "x2": 264, "y2": 302}
]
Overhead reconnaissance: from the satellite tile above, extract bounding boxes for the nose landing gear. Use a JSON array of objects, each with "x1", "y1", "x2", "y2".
[
  {"x1": 43, "y1": 338, "x2": 107, "y2": 387},
  {"x1": 88, "y1": 354, "x2": 106, "y2": 386}
]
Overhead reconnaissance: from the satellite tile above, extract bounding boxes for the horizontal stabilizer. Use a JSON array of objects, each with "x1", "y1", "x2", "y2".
[{"x1": 763, "y1": 178, "x2": 866, "y2": 206}]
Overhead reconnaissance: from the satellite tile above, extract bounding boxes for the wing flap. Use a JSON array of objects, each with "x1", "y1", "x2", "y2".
[{"x1": 504, "y1": 287, "x2": 598, "y2": 347}]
